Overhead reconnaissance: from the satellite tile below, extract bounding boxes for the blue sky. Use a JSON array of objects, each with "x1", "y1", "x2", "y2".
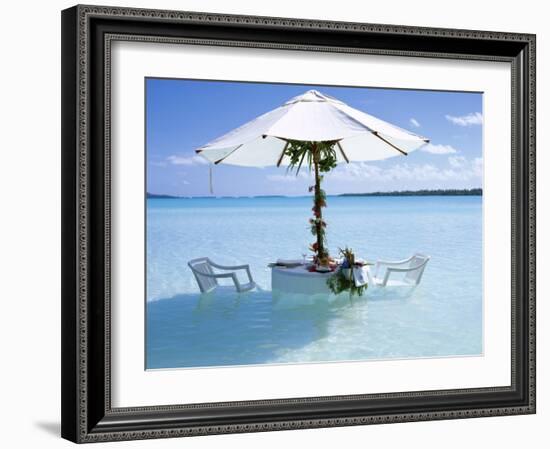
[{"x1": 146, "y1": 78, "x2": 483, "y2": 197}]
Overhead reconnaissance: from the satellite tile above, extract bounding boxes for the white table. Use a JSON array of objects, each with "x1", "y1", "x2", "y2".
[{"x1": 271, "y1": 264, "x2": 337, "y2": 295}]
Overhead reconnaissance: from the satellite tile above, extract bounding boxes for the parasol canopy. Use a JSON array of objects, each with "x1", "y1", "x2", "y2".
[{"x1": 195, "y1": 89, "x2": 429, "y2": 166}]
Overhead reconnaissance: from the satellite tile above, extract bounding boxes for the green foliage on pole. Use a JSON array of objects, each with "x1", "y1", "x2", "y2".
[{"x1": 284, "y1": 140, "x2": 338, "y2": 263}]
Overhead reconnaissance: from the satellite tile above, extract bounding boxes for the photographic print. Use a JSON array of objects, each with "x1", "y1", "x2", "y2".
[
  {"x1": 62, "y1": 6, "x2": 535, "y2": 441},
  {"x1": 145, "y1": 79, "x2": 483, "y2": 370}
]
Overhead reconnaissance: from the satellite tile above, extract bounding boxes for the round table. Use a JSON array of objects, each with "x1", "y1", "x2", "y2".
[{"x1": 271, "y1": 264, "x2": 336, "y2": 295}]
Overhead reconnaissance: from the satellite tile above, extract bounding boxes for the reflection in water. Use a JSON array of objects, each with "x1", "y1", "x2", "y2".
[
  {"x1": 146, "y1": 284, "x2": 477, "y2": 369},
  {"x1": 148, "y1": 289, "x2": 335, "y2": 369}
]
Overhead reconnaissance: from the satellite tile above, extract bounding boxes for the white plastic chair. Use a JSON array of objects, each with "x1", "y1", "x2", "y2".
[
  {"x1": 370, "y1": 253, "x2": 430, "y2": 287},
  {"x1": 188, "y1": 257, "x2": 256, "y2": 293}
]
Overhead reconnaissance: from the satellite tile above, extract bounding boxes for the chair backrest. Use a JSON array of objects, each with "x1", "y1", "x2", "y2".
[
  {"x1": 404, "y1": 253, "x2": 430, "y2": 285},
  {"x1": 188, "y1": 258, "x2": 217, "y2": 293}
]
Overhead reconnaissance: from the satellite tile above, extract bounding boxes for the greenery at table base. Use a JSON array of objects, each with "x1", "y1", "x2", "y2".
[
  {"x1": 283, "y1": 140, "x2": 338, "y2": 262},
  {"x1": 326, "y1": 247, "x2": 368, "y2": 297},
  {"x1": 326, "y1": 269, "x2": 367, "y2": 297}
]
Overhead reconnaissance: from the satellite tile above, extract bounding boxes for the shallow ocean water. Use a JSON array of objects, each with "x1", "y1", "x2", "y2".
[{"x1": 146, "y1": 196, "x2": 482, "y2": 369}]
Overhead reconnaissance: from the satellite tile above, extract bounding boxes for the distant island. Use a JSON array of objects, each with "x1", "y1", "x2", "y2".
[
  {"x1": 147, "y1": 192, "x2": 181, "y2": 199},
  {"x1": 253, "y1": 195, "x2": 286, "y2": 199},
  {"x1": 339, "y1": 188, "x2": 482, "y2": 197},
  {"x1": 147, "y1": 188, "x2": 482, "y2": 199}
]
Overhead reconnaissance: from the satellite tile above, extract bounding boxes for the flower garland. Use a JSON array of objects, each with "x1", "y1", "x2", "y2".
[{"x1": 283, "y1": 140, "x2": 338, "y2": 263}]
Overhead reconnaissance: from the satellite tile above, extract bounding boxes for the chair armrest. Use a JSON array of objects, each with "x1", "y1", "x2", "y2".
[
  {"x1": 374, "y1": 261, "x2": 405, "y2": 277},
  {"x1": 388, "y1": 259, "x2": 428, "y2": 272},
  {"x1": 376, "y1": 256, "x2": 414, "y2": 267},
  {"x1": 382, "y1": 267, "x2": 409, "y2": 285},
  {"x1": 193, "y1": 271, "x2": 236, "y2": 279},
  {"x1": 382, "y1": 267, "x2": 400, "y2": 286},
  {"x1": 375, "y1": 256, "x2": 414, "y2": 277},
  {"x1": 382, "y1": 266, "x2": 422, "y2": 285},
  {"x1": 386, "y1": 267, "x2": 415, "y2": 273},
  {"x1": 196, "y1": 271, "x2": 242, "y2": 289},
  {"x1": 209, "y1": 262, "x2": 253, "y2": 283},
  {"x1": 209, "y1": 261, "x2": 249, "y2": 271}
]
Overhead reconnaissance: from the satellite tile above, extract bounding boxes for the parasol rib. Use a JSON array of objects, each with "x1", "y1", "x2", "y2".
[
  {"x1": 276, "y1": 141, "x2": 290, "y2": 167},
  {"x1": 213, "y1": 143, "x2": 244, "y2": 165},
  {"x1": 295, "y1": 147, "x2": 308, "y2": 175},
  {"x1": 336, "y1": 141, "x2": 350, "y2": 163},
  {"x1": 371, "y1": 131, "x2": 408, "y2": 156}
]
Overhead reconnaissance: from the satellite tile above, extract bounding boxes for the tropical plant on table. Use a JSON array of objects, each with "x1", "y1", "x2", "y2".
[
  {"x1": 327, "y1": 247, "x2": 368, "y2": 296},
  {"x1": 339, "y1": 246, "x2": 356, "y2": 268},
  {"x1": 284, "y1": 139, "x2": 338, "y2": 263}
]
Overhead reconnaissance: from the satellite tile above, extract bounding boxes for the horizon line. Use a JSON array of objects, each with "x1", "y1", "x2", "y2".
[{"x1": 147, "y1": 187, "x2": 483, "y2": 199}]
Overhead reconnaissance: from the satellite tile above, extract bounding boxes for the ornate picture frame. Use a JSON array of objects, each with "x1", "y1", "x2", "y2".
[{"x1": 61, "y1": 4, "x2": 535, "y2": 443}]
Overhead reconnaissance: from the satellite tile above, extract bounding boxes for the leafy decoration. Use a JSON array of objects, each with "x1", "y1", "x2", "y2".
[
  {"x1": 284, "y1": 140, "x2": 338, "y2": 262},
  {"x1": 283, "y1": 140, "x2": 338, "y2": 175},
  {"x1": 326, "y1": 247, "x2": 368, "y2": 296},
  {"x1": 326, "y1": 269, "x2": 367, "y2": 297}
]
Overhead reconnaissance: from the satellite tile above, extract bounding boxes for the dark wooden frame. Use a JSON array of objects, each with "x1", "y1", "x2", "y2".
[{"x1": 61, "y1": 4, "x2": 536, "y2": 443}]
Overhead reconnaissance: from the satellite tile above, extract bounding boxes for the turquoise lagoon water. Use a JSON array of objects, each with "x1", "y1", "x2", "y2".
[{"x1": 146, "y1": 196, "x2": 482, "y2": 369}]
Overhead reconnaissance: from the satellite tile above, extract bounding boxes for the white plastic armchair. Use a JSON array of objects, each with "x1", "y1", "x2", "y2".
[
  {"x1": 371, "y1": 253, "x2": 430, "y2": 287},
  {"x1": 188, "y1": 257, "x2": 256, "y2": 293}
]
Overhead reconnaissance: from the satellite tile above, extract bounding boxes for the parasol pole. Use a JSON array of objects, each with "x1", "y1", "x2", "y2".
[{"x1": 312, "y1": 143, "x2": 326, "y2": 261}]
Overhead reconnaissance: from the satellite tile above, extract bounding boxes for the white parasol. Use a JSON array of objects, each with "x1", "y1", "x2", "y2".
[{"x1": 196, "y1": 89, "x2": 429, "y2": 167}]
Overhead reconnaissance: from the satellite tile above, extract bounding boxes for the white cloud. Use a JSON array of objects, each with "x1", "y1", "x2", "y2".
[
  {"x1": 420, "y1": 143, "x2": 458, "y2": 154},
  {"x1": 266, "y1": 171, "x2": 312, "y2": 183},
  {"x1": 448, "y1": 155, "x2": 467, "y2": 168},
  {"x1": 166, "y1": 154, "x2": 209, "y2": 166},
  {"x1": 409, "y1": 118, "x2": 420, "y2": 128},
  {"x1": 445, "y1": 112, "x2": 483, "y2": 126},
  {"x1": 327, "y1": 157, "x2": 483, "y2": 184},
  {"x1": 471, "y1": 157, "x2": 483, "y2": 177}
]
